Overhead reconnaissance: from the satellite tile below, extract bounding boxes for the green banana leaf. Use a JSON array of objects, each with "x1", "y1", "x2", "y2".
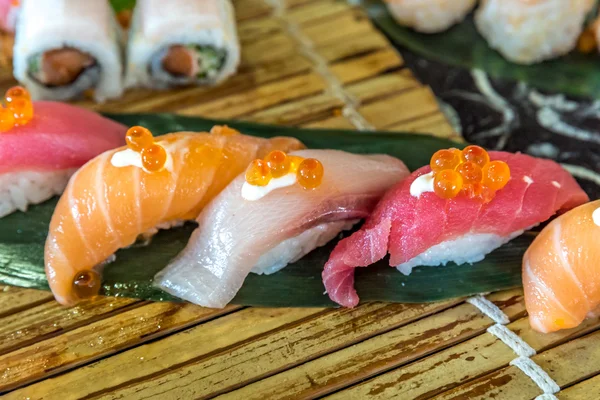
[
  {"x1": 366, "y1": 0, "x2": 600, "y2": 99},
  {"x1": 0, "y1": 114, "x2": 530, "y2": 307}
]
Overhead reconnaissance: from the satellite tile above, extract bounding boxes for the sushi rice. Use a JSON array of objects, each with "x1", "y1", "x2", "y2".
[
  {"x1": 385, "y1": 0, "x2": 477, "y2": 33},
  {"x1": 475, "y1": 0, "x2": 595, "y2": 64},
  {"x1": 0, "y1": 169, "x2": 77, "y2": 218}
]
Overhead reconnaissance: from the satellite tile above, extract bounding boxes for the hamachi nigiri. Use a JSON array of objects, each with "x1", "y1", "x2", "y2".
[
  {"x1": 44, "y1": 127, "x2": 304, "y2": 306},
  {"x1": 523, "y1": 200, "x2": 600, "y2": 333},
  {"x1": 0, "y1": 87, "x2": 126, "y2": 218},
  {"x1": 154, "y1": 149, "x2": 409, "y2": 308},
  {"x1": 323, "y1": 148, "x2": 589, "y2": 308}
]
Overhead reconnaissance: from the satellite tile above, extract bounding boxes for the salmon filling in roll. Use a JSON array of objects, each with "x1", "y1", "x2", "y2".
[
  {"x1": 151, "y1": 44, "x2": 227, "y2": 86},
  {"x1": 28, "y1": 47, "x2": 98, "y2": 88}
]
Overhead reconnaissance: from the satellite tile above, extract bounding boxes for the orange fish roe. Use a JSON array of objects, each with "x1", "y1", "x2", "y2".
[
  {"x1": 430, "y1": 148, "x2": 461, "y2": 172},
  {"x1": 126, "y1": 126, "x2": 154, "y2": 152},
  {"x1": 430, "y1": 146, "x2": 510, "y2": 202},
  {"x1": 577, "y1": 27, "x2": 597, "y2": 54},
  {"x1": 245, "y1": 152, "x2": 324, "y2": 190},
  {"x1": 297, "y1": 158, "x2": 324, "y2": 190},
  {"x1": 264, "y1": 150, "x2": 291, "y2": 178},
  {"x1": 72, "y1": 269, "x2": 101, "y2": 300},
  {"x1": 141, "y1": 144, "x2": 168, "y2": 172},
  {"x1": 1, "y1": 86, "x2": 34, "y2": 129},
  {"x1": 210, "y1": 125, "x2": 240, "y2": 136},
  {"x1": 245, "y1": 159, "x2": 272, "y2": 186},
  {"x1": 461, "y1": 145, "x2": 490, "y2": 168},
  {"x1": 0, "y1": 106, "x2": 15, "y2": 132}
]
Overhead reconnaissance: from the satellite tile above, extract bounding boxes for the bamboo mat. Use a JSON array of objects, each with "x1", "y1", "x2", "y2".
[{"x1": 0, "y1": 0, "x2": 598, "y2": 399}]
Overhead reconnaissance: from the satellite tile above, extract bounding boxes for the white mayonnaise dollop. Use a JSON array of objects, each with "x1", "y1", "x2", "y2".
[
  {"x1": 242, "y1": 173, "x2": 297, "y2": 201},
  {"x1": 410, "y1": 171, "x2": 435, "y2": 197},
  {"x1": 110, "y1": 147, "x2": 173, "y2": 173},
  {"x1": 592, "y1": 207, "x2": 600, "y2": 227}
]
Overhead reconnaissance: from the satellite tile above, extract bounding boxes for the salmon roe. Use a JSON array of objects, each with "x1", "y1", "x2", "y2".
[
  {"x1": 429, "y1": 145, "x2": 510, "y2": 202},
  {"x1": 245, "y1": 159, "x2": 272, "y2": 186},
  {"x1": 461, "y1": 145, "x2": 490, "y2": 168},
  {"x1": 577, "y1": 28, "x2": 597, "y2": 54},
  {"x1": 430, "y1": 148, "x2": 461, "y2": 172},
  {"x1": 126, "y1": 126, "x2": 154, "y2": 152},
  {"x1": 482, "y1": 160, "x2": 511, "y2": 191},
  {"x1": 264, "y1": 150, "x2": 291, "y2": 178},
  {"x1": 1, "y1": 86, "x2": 34, "y2": 130},
  {"x1": 73, "y1": 269, "x2": 101, "y2": 300},
  {"x1": 297, "y1": 158, "x2": 324, "y2": 190},
  {"x1": 210, "y1": 125, "x2": 240, "y2": 136},
  {"x1": 245, "y1": 152, "x2": 324, "y2": 191},
  {"x1": 141, "y1": 144, "x2": 168, "y2": 172}
]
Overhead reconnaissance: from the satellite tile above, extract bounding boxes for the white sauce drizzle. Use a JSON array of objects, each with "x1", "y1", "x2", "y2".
[
  {"x1": 410, "y1": 171, "x2": 435, "y2": 198},
  {"x1": 242, "y1": 173, "x2": 297, "y2": 201},
  {"x1": 110, "y1": 147, "x2": 173, "y2": 173},
  {"x1": 551, "y1": 181, "x2": 561, "y2": 188},
  {"x1": 523, "y1": 176, "x2": 534, "y2": 184},
  {"x1": 592, "y1": 208, "x2": 600, "y2": 227}
]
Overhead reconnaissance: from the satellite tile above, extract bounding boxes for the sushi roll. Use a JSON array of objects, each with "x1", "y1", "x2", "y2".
[
  {"x1": 44, "y1": 127, "x2": 304, "y2": 306},
  {"x1": 385, "y1": 0, "x2": 477, "y2": 33},
  {"x1": 125, "y1": 0, "x2": 240, "y2": 89},
  {"x1": 0, "y1": 86, "x2": 126, "y2": 217},
  {"x1": 475, "y1": 0, "x2": 595, "y2": 64},
  {"x1": 13, "y1": 0, "x2": 124, "y2": 102},
  {"x1": 323, "y1": 146, "x2": 589, "y2": 308},
  {"x1": 155, "y1": 150, "x2": 409, "y2": 308},
  {"x1": 523, "y1": 200, "x2": 600, "y2": 333}
]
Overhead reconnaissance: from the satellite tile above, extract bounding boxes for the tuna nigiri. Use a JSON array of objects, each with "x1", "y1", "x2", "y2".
[
  {"x1": 0, "y1": 86, "x2": 126, "y2": 217},
  {"x1": 44, "y1": 126, "x2": 304, "y2": 306},
  {"x1": 523, "y1": 200, "x2": 600, "y2": 333},
  {"x1": 154, "y1": 149, "x2": 409, "y2": 308},
  {"x1": 0, "y1": 0, "x2": 18, "y2": 33},
  {"x1": 324, "y1": 146, "x2": 589, "y2": 308}
]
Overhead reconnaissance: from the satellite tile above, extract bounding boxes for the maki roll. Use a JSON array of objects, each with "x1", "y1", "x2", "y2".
[
  {"x1": 125, "y1": 0, "x2": 240, "y2": 89},
  {"x1": 475, "y1": 0, "x2": 595, "y2": 64},
  {"x1": 385, "y1": 0, "x2": 477, "y2": 34},
  {"x1": 13, "y1": 0, "x2": 124, "y2": 102}
]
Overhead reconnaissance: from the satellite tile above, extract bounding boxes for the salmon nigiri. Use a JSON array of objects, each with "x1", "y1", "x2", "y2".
[
  {"x1": 523, "y1": 200, "x2": 600, "y2": 333},
  {"x1": 0, "y1": 86, "x2": 126, "y2": 218},
  {"x1": 155, "y1": 149, "x2": 409, "y2": 308},
  {"x1": 45, "y1": 126, "x2": 304, "y2": 306}
]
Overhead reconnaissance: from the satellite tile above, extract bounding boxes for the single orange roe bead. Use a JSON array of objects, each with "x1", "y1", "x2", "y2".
[
  {"x1": 434, "y1": 169, "x2": 463, "y2": 199},
  {"x1": 288, "y1": 155, "x2": 304, "y2": 173},
  {"x1": 264, "y1": 150, "x2": 291, "y2": 178},
  {"x1": 479, "y1": 186, "x2": 497, "y2": 204},
  {"x1": 456, "y1": 161, "x2": 483, "y2": 185},
  {"x1": 577, "y1": 28, "x2": 597, "y2": 54},
  {"x1": 482, "y1": 160, "x2": 511, "y2": 191},
  {"x1": 461, "y1": 145, "x2": 490, "y2": 168},
  {"x1": 0, "y1": 106, "x2": 15, "y2": 132},
  {"x1": 297, "y1": 158, "x2": 324, "y2": 190},
  {"x1": 72, "y1": 269, "x2": 101, "y2": 300},
  {"x1": 245, "y1": 159, "x2": 272, "y2": 186},
  {"x1": 430, "y1": 149, "x2": 461, "y2": 172},
  {"x1": 210, "y1": 125, "x2": 240, "y2": 136},
  {"x1": 126, "y1": 126, "x2": 154, "y2": 152},
  {"x1": 141, "y1": 144, "x2": 167, "y2": 172},
  {"x1": 5, "y1": 86, "x2": 30, "y2": 103}
]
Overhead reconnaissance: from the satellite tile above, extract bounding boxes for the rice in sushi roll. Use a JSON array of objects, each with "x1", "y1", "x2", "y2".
[
  {"x1": 13, "y1": 0, "x2": 124, "y2": 102},
  {"x1": 385, "y1": 0, "x2": 477, "y2": 33},
  {"x1": 125, "y1": 0, "x2": 240, "y2": 89},
  {"x1": 475, "y1": 0, "x2": 595, "y2": 64}
]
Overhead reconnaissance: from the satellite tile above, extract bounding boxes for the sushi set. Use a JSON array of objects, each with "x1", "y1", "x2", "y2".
[
  {"x1": 1, "y1": 0, "x2": 240, "y2": 101},
  {"x1": 0, "y1": 85, "x2": 596, "y2": 334}
]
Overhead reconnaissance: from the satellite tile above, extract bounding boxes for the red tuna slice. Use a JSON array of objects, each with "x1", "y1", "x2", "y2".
[
  {"x1": 0, "y1": 101, "x2": 127, "y2": 173},
  {"x1": 323, "y1": 151, "x2": 589, "y2": 308}
]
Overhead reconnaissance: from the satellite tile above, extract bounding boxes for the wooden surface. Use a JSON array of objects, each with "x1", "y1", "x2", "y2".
[{"x1": 0, "y1": 0, "x2": 598, "y2": 399}]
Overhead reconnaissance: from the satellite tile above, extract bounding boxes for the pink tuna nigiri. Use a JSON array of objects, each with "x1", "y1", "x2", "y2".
[
  {"x1": 155, "y1": 149, "x2": 409, "y2": 308},
  {"x1": 323, "y1": 151, "x2": 589, "y2": 308},
  {"x1": 0, "y1": 0, "x2": 18, "y2": 33},
  {"x1": 0, "y1": 98, "x2": 126, "y2": 217}
]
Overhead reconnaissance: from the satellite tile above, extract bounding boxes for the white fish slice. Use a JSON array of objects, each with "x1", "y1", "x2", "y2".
[{"x1": 154, "y1": 149, "x2": 409, "y2": 308}]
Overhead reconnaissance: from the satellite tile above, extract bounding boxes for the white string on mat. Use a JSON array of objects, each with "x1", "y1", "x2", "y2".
[
  {"x1": 265, "y1": 0, "x2": 375, "y2": 131},
  {"x1": 466, "y1": 294, "x2": 561, "y2": 396}
]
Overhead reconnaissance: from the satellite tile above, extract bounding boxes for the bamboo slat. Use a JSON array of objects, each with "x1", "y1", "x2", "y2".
[{"x1": 0, "y1": 286, "x2": 52, "y2": 318}]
